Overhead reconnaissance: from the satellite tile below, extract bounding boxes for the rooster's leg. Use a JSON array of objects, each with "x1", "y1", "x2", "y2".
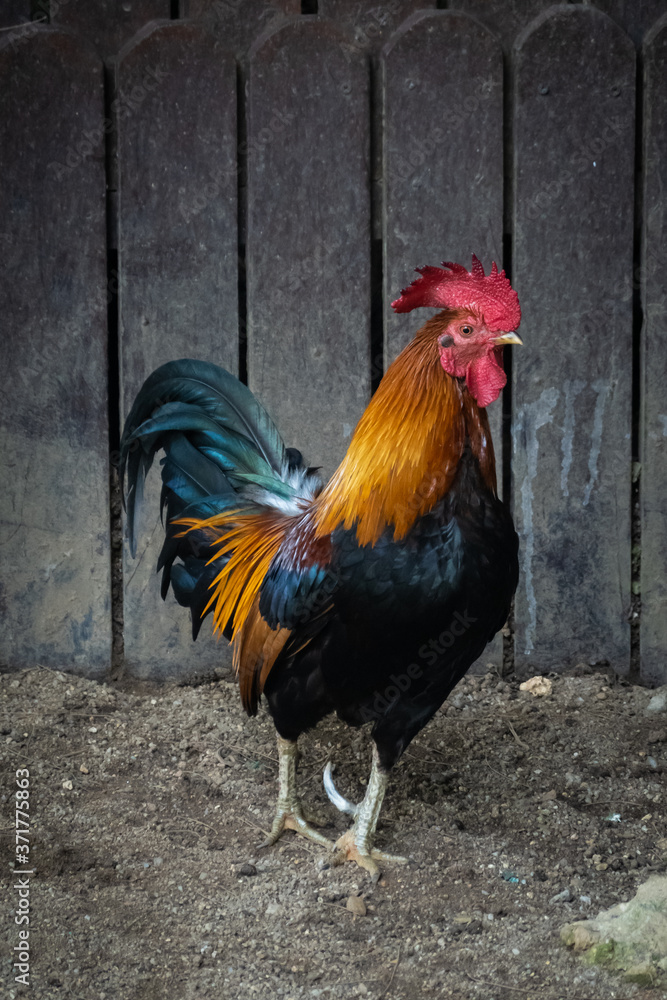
[
  {"x1": 324, "y1": 745, "x2": 407, "y2": 881},
  {"x1": 260, "y1": 735, "x2": 333, "y2": 849}
]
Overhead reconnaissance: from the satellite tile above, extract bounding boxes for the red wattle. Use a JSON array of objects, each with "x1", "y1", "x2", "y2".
[{"x1": 465, "y1": 349, "x2": 506, "y2": 408}]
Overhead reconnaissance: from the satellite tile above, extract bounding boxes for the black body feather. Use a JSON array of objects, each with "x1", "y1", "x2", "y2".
[
  {"x1": 263, "y1": 448, "x2": 518, "y2": 769},
  {"x1": 122, "y1": 359, "x2": 518, "y2": 773}
]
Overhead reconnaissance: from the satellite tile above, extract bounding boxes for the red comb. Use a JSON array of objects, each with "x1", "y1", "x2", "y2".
[{"x1": 391, "y1": 254, "x2": 521, "y2": 333}]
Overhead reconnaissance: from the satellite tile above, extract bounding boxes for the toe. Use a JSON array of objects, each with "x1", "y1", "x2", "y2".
[
  {"x1": 332, "y1": 830, "x2": 406, "y2": 878},
  {"x1": 287, "y1": 813, "x2": 333, "y2": 848},
  {"x1": 261, "y1": 808, "x2": 333, "y2": 849},
  {"x1": 369, "y1": 848, "x2": 408, "y2": 864}
]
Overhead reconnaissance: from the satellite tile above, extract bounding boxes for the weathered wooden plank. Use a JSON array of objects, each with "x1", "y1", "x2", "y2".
[
  {"x1": 593, "y1": 0, "x2": 667, "y2": 47},
  {"x1": 183, "y1": 0, "x2": 300, "y2": 58},
  {"x1": 321, "y1": 1, "x2": 434, "y2": 245},
  {"x1": 0, "y1": 27, "x2": 110, "y2": 675},
  {"x1": 512, "y1": 7, "x2": 635, "y2": 674},
  {"x1": 117, "y1": 22, "x2": 237, "y2": 680},
  {"x1": 382, "y1": 9, "x2": 504, "y2": 486},
  {"x1": 383, "y1": 10, "x2": 504, "y2": 362},
  {"x1": 453, "y1": 0, "x2": 559, "y2": 52},
  {"x1": 640, "y1": 14, "x2": 667, "y2": 685},
  {"x1": 52, "y1": 0, "x2": 170, "y2": 58},
  {"x1": 383, "y1": 11, "x2": 505, "y2": 670},
  {"x1": 318, "y1": 0, "x2": 430, "y2": 53},
  {"x1": 247, "y1": 18, "x2": 371, "y2": 479}
]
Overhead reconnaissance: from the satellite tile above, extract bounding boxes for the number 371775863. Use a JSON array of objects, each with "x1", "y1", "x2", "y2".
[{"x1": 15, "y1": 769, "x2": 30, "y2": 857}]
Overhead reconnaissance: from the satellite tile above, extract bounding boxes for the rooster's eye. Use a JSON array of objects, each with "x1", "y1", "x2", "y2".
[{"x1": 460, "y1": 325, "x2": 474, "y2": 337}]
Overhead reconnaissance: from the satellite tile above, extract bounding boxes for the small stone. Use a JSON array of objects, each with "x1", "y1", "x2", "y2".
[
  {"x1": 79, "y1": 764, "x2": 89, "y2": 774},
  {"x1": 646, "y1": 690, "x2": 667, "y2": 714},
  {"x1": 561, "y1": 924, "x2": 600, "y2": 951},
  {"x1": 624, "y1": 962, "x2": 658, "y2": 986},
  {"x1": 519, "y1": 676, "x2": 553, "y2": 697},
  {"x1": 62, "y1": 779, "x2": 73, "y2": 790},
  {"x1": 346, "y1": 895, "x2": 366, "y2": 916},
  {"x1": 549, "y1": 888, "x2": 573, "y2": 904},
  {"x1": 595, "y1": 863, "x2": 608, "y2": 871},
  {"x1": 238, "y1": 863, "x2": 257, "y2": 877}
]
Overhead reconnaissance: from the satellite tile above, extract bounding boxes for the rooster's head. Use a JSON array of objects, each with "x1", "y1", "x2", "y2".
[{"x1": 392, "y1": 255, "x2": 522, "y2": 409}]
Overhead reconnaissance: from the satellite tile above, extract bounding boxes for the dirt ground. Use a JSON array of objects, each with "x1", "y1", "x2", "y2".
[{"x1": 2, "y1": 662, "x2": 666, "y2": 1000}]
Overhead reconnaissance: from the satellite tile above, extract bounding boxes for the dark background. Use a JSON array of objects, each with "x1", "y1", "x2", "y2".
[{"x1": 1, "y1": 0, "x2": 665, "y2": 684}]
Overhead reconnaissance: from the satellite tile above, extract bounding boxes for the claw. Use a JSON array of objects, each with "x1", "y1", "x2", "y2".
[
  {"x1": 261, "y1": 805, "x2": 333, "y2": 849},
  {"x1": 333, "y1": 828, "x2": 407, "y2": 882},
  {"x1": 323, "y1": 761, "x2": 359, "y2": 817},
  {"x1": 327, "y1": 746, "x2": 408, "y2": 879}
]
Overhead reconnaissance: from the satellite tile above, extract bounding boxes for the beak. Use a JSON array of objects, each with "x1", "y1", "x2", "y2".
[{"x1": 493, "y1": 331, "x2": 523, "y2": 346}]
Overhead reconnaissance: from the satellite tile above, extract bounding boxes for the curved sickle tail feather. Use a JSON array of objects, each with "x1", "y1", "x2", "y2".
[{"x1": 119, "y1": 360, "x2": 322, "y2": 665}]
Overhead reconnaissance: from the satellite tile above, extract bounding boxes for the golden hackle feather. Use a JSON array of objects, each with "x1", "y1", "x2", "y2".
[{"x1": 313, "y1": 313, "x2": 497, "y2": 546}]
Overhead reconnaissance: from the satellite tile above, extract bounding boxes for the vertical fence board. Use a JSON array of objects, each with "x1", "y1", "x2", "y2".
[
  {"x1": 319, "y1": 1, "x2": 430, "y2": 51},
  {"x1": 184, "y1": 0, "x2": 300, "y2": 58},
  {"x1": 322, "y1": 1, "x2": 434, "y2": 246},
  {"x1": 453, "y1": 1, "x2": 559, "y2": 51},
  {"x1": 0, "y1": 28, "x2": 110, "y2": 675},
  {"x1": 247, "y1": 19, "x2": 371, "y2": 479},
  {"x1": 382, "y1": 11, "x2": 505, "y2": 669},
  {"x1": 382, "y1": 10, "x2": 504, "y2": 473},
  {"x1": 118, "y1": 22, "x2": 237, "y2": 679},
  {"x1": 640, "y1": 15, "x2": 667, "y2": 685},
  {"x1": 383, "y1": 11, "x2": 504, "y2": 363},
  {"x1": 513, "y1": 7, "x2": 635, "y2": 674},
  {"x1": 592, "y1": 1, "x2": 667, "y2": 47},
  {"x1": 53, "y1": 1, "x2": 170, "y2": 59}
]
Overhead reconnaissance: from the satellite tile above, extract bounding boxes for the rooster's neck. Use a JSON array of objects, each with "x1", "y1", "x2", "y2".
[{"x1": 314, "y1": 319, "x2": 497, "y2": 546}]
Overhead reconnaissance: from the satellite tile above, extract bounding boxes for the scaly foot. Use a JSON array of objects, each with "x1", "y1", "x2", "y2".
[
  {"x1": 324, "y1": 746, "x2": 408, "y2": 880},
  {"x1": 260, "y1": 735, "x2": 333, "y2": 850},
  {"x1": 261, "y1": 803, "x2": 332, "y2": 849},
  {"x1": 332, "y1": 827, "x2": 407, "y2": 881}
]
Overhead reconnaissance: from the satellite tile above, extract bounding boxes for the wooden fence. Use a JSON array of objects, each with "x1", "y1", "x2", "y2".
[{"x1": 1, "y1": 0, "x2": 665, "y2": 685}]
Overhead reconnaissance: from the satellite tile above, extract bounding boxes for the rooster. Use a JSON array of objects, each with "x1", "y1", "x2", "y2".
[{"x1": 120, "y1": 255, "x2": 522, "y2": 878}]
